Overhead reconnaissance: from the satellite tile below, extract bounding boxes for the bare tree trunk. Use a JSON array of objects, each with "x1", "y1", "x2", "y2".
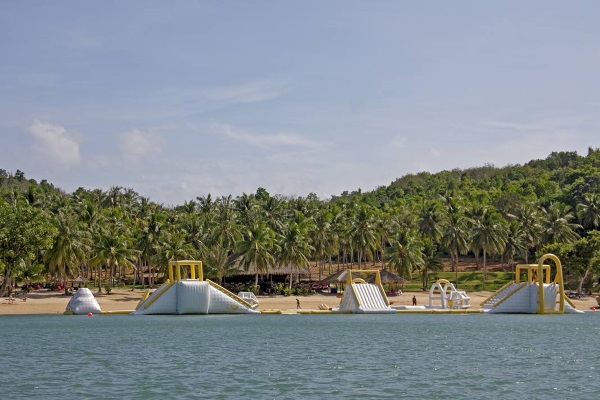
[
  {"x1": 578, "y1": 268, "x2": 591, "y2": 294},
  {"x1": 97, "y1": 265, "x2": 102, "y2": 293},
  {"x1": 482, "y1": 250, "x2": 487, "y2": 291}
]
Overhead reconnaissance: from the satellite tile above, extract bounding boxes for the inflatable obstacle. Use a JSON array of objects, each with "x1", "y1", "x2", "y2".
[
  {"x1": 481, "y1": 254, "x2": 583, "y2": 314},
  {"x1": 333, "y1": 270, "x2": 396, "y2": 313},
  {"x1": 133, "y1": 260, "x2": 260, "y2": 315},
  {"x1": 428, "y1": 279, "x2": 471, "y2": 309},
  {"x1": 64, "y1": 288, "x2": 102, "y2": 315}
]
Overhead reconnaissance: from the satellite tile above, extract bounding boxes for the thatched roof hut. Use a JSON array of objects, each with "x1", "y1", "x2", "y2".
[
  {"x1": 366, "y1": 269, "x2": 407, "y2": 284},
  {"x1": 322, "y1": 270, "x2": 350, "y2": 283}
]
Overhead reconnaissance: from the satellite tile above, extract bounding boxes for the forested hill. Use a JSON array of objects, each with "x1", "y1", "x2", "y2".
[
  {"x1": 2, "y1": 148, "x2": 600, "y2": 211},
  {"x1": 1, "y1": 147, "x2": 599, "y2": 295},
  {"x1": 335, "y1": 148, "x2": 600, "y2": 212}
]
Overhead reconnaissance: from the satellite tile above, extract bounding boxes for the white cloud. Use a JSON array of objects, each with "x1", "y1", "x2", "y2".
[
  {"x1": 29, "y1": 120, "x2": 81, "y2": 168},
  {"x1": 211, "y1": 122, "x2": 320, "y2": 148},
  {"x1": 119, "y1": 129, "x2": 164, "y2": 161}
]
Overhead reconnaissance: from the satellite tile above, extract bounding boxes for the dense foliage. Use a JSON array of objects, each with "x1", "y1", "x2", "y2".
[{"x1": 1, "y1": 148, "x2": 599, "y2": 295}]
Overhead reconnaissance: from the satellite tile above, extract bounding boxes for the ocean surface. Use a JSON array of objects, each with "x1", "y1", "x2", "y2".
[{"x1": 0, "y1": 313, "x2": 598, "y2": 399}]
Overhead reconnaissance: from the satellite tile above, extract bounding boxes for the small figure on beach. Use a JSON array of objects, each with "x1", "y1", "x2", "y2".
[
  {"x1": 7, "y1": 293, "x2": 15, "y2": 304},
  {"x1": 532, "y1": 270, "x2": 538, "y2": 282},
  {"x1": 296, "y1": 298, "x2": 301, "y2": 309},
  {"x1": 23, "y1": 290, "x2": 27, "y2": 302},
  {"x1": 412, "y1": 295, "x2": 417, "y2": 306}
]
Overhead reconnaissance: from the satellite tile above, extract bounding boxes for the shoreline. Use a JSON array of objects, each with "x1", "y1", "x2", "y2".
[{"x1": 1, "y1": 288, "x2": 598, "y2": 315}]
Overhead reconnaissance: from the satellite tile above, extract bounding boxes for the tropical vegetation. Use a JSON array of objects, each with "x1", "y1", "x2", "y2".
[{"x1": 1, "y1": 148, "x2": 600, "y2": 296}]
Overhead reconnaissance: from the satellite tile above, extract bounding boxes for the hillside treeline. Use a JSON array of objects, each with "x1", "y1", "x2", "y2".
[{"x1": 1, "y1": 148, "x2": 599, "y2": 295}]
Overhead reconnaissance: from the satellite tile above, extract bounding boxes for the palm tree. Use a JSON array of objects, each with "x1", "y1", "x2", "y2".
[
  {"x1": 577, "y1": 193, "x2": 600, "y2": 230},
  {"x1": 422, "y1": 240, "x2": 443, "y2": 289},
  {"x1": 310, "y1": 207, "x2": 336, "y2": 279},
  {"x1": 153, "y1": 230, "x2": 196, "y2": 276},
  {"x1": 236, "y1": 222, "x2": 279, "y2": 288},
  {"x1": 196, "y1": 194, "x2": 215, "y2": 215},
  {"x1": 235, "y1": 192, "x2": 258, "y2": 227},
  {"x1": 260, "y1": 194, "x2": 285, "y2": 234},
  {"x1": 135, "y1": 204, "x2": 169, "y2": 287},
  {"x1": 279, "y1": 211, "x2": 314, "y2": 289},
  {"x1": 178, "y1": 211, "x2": 209, "y2": 261},
  {"x1": 418, "y1": 200, "x2": 443, "y2": 289},
  {"x1": 384, "y1": 228, "x2": 424, "y2": 280},
  {"x1": 540, "y1": 202, "x2": 581, "y2": 245},
  {"x1": 373, "y1": 207, "x2": 394, "y2": 265},
  {"x1": 74, "y1": 198, "x2": 102, "y2": 281},
  {"x1": 45, "y1": 209, "x2": 91, "y2": 294},
  {"x1": 510, "y1": 202, "x2": 542, "y2": 263},
  {"x1": 331, "y1": 204, "x2": 350, "y2": 269},
  {"x1": 214, "y1": 195, "x2": 241, "y2": 250},
  {"x1": 441, "y1": 197, "x2": 469, "y2": 284},
  {"x1": 470, "y1": 207, "x2": 507, "y2": 291},
  {"x1": 503, "y1": 222, "x2": 527, "y2": 277},
  {"x1": 348, "y1": 204, "x2": 378, "y2": 268},
  {"x1": 91, "y1": 231, "x2": 138, "y2": 293}
]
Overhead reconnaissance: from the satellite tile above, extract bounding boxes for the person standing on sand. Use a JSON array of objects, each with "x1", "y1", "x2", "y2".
[
  {"x1": 296, "y1": 298, "x2": 301, "y2": 309},
  {"x1": 412, "y1": 295, "x2": 417, "y2": 306}
]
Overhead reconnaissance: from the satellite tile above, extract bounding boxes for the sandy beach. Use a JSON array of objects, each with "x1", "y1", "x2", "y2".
[{"x1": 1, "y1": 288, "x2": 598, "y2": 315}]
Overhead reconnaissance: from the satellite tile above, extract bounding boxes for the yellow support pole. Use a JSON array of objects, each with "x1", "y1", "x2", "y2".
[
  {"x1": 168, "y1": 262, "x2": 174, "y2": 282},
  {"x1": 536, "y1": 254, "x2": 564, "y2": 314},
  {"x1": 170, "y1": 260, "x2": 203, "y2": 282}
]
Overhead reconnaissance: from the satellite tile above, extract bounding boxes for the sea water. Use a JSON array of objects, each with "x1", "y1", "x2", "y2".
[{"x1": 0, "y1": 313, "x2": 598, "y2": 399}]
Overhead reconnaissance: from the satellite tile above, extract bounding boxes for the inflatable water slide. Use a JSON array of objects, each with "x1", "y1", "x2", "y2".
[
  {"x1": 481, "y1": 254, "x2": 583, "y2": 314},
  {"x1": 333, "y1": 269, "x2": 396, "y2": 313},
  {"x1": 133, "y1": 260, "x2": 260, "y2": 315}
]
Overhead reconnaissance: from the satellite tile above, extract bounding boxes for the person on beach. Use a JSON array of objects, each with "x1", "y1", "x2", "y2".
[
  {"x1": 412, "y1": 295, "x2": 417, "y2": 306},
  {"x1": 296, "y1": 298, "x2": 301, "y2": 309}
]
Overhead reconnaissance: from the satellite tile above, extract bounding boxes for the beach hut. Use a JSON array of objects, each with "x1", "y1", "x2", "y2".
[
  {"x1": 322, "y1": 270, "x2": 352, "y2": 294},
  {"x1": 322, "y1": 270, "x2": 350, "y2": 283},
  {"x1": 366, "y1": 269, "x2": 407, "y2": 295}
]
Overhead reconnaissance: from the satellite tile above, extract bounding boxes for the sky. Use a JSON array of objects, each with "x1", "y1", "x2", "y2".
[{"x1": 1, "y1": 1, "x2": 599, "y2": 205}]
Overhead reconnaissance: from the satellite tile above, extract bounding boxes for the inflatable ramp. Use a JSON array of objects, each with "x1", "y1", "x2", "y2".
[
  {"x1": 133, "y1": 261, "x2": 260, "y2": 315},
  {"x1": 334, "y1": 270, "x2": 396, "y2": 314},
  {"x1": 481, "y1": 254, "x2": 583, "y2": 314}
]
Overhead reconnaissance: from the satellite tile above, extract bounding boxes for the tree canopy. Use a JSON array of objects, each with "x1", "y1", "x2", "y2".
[{"x1": 1, "y1": 147, "x2": 599, "y2": 294}]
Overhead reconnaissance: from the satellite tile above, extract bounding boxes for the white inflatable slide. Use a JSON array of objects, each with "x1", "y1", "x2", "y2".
[
  {"x1": 481, "y1": 254, "x2": 583, "y2": 314},
  {"x1": 333, "y1": 270, "x2": 396, "y2": 314},
  {"x1": 133, "y1": 279, "x2": 259, "y2": 315},
  {"x1": 133, "y1": 261, "x2": 259, "y2": 315}
]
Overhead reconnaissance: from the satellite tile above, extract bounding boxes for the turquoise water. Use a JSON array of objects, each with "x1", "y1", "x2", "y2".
[{"x1": 1, "y1": 313, "x2": 598, "y2": 399}]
